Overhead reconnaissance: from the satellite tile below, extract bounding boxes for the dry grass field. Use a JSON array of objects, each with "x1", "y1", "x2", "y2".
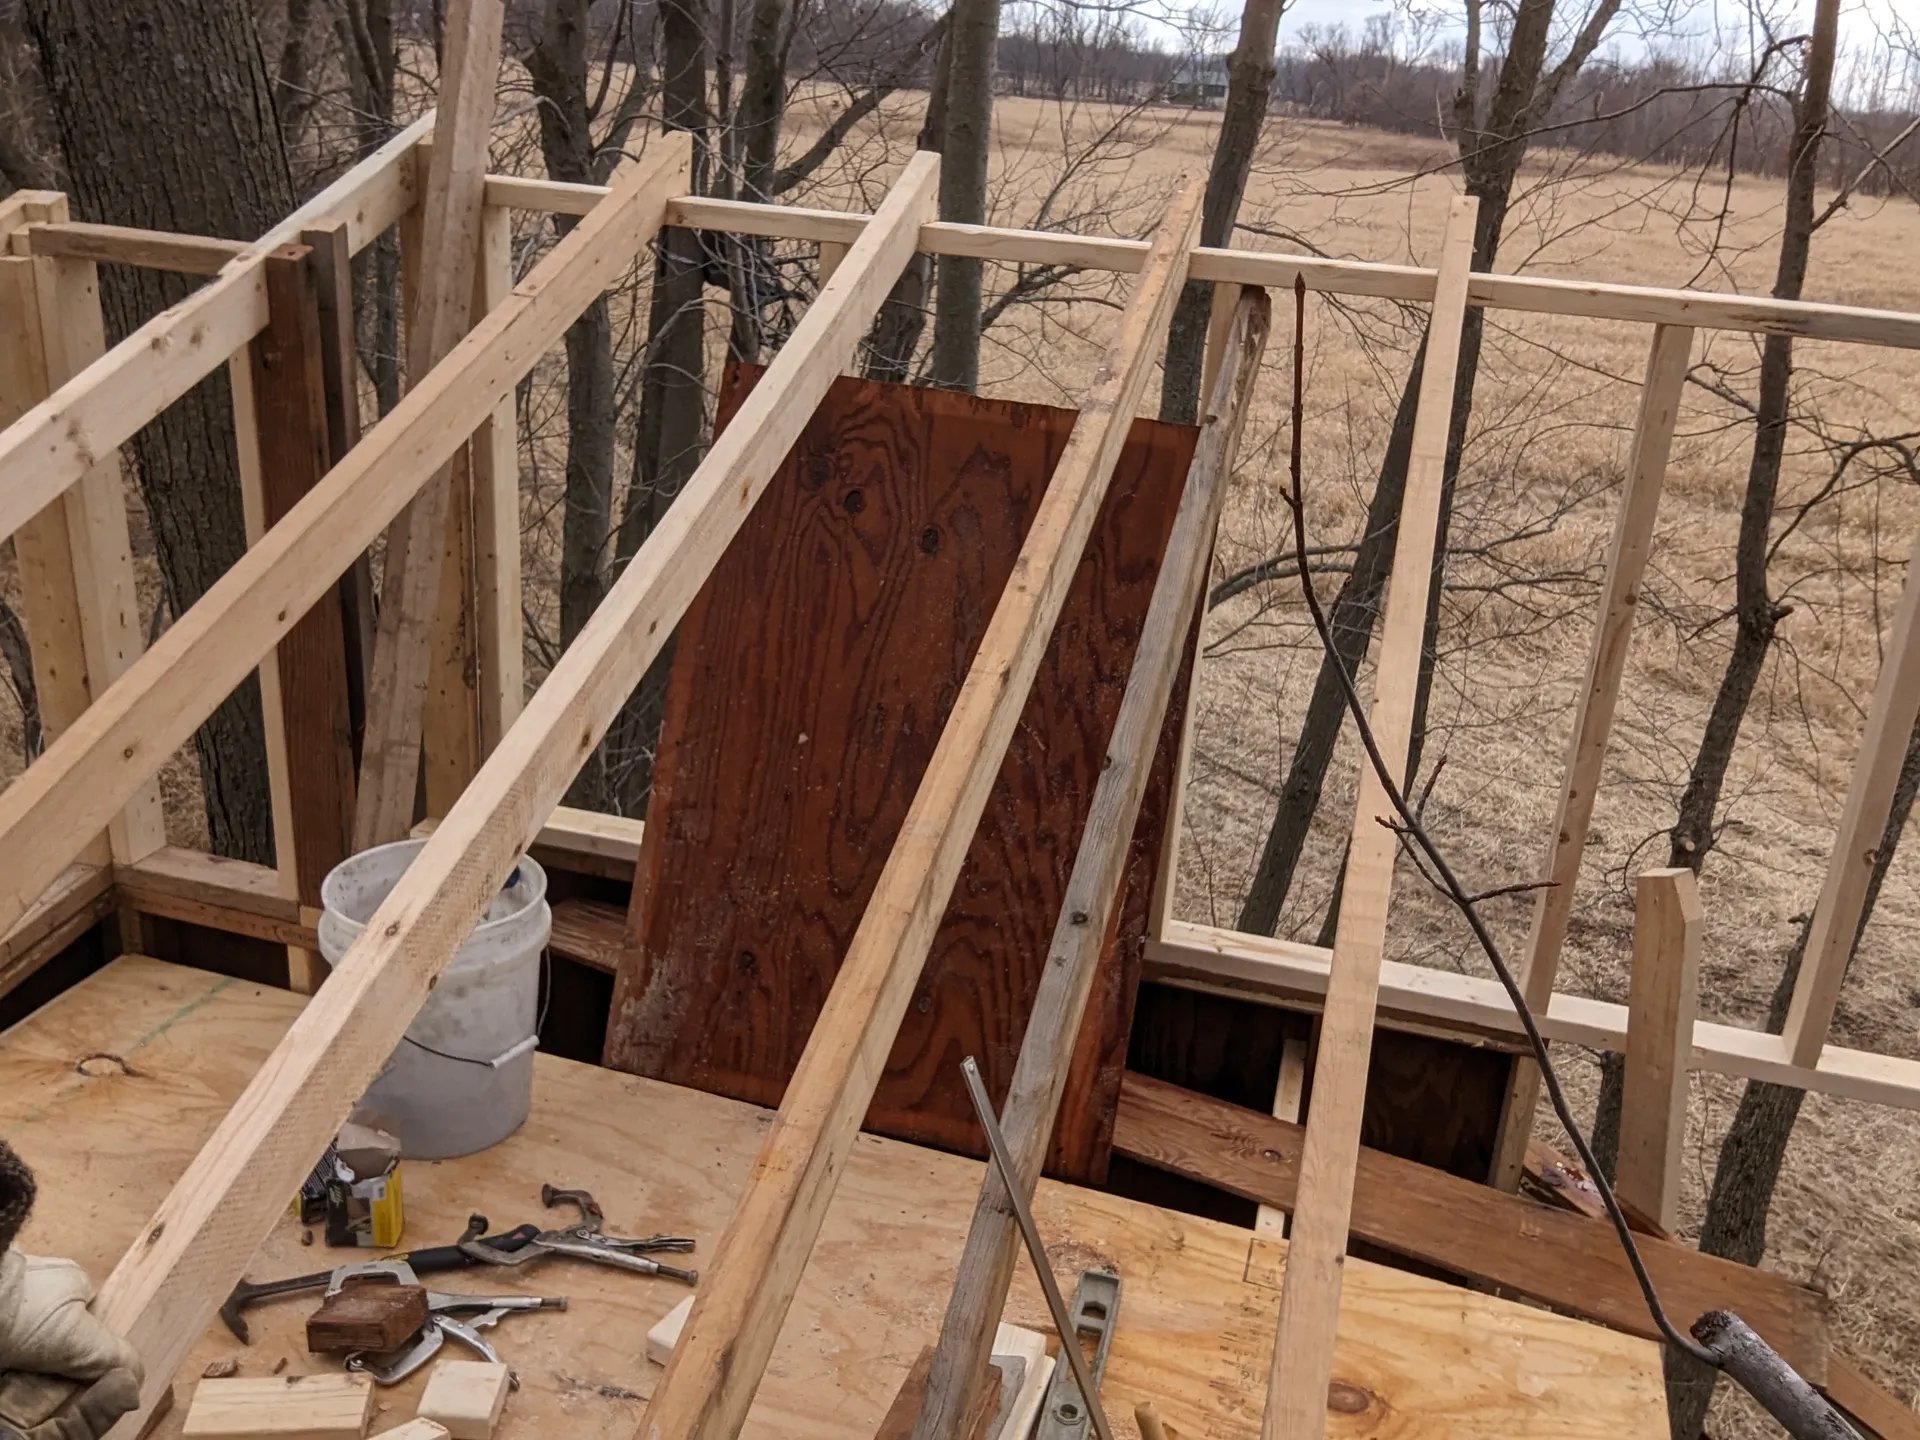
[{"x1": 0, "y1": 77, "x2": 1914, "y2": 1433}]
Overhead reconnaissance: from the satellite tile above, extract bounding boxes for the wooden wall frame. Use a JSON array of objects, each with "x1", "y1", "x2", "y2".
[{"x1": 0, "y1": 89, "x2": 1916, "y2": 1438}]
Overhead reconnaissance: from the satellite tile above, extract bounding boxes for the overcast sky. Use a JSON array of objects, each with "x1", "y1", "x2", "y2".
[{"x1": 1151, "y1": 0, "x2": 1916, "y2": 55}]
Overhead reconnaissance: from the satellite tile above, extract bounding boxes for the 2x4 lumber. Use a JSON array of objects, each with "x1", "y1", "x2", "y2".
[
  {"x1": 1782, "y1": 524, "x2": 1920, "y2": 1066},
  {"x1": 1147, "y1": 279, "x2": 1247, "y2": 937},
  {"x1": 423, "y1": 203, "x2": 521, "y2": 811},
  {"x1": 90, "y1": 133, "x2": 901, "y2": 1438},
  {"x1": 0, "y1": 254, "x2": 103, "y2": 869},
  {"x1": 1144, "y1": 919, "x2": 1920, "y2": 1111},
  {"x1": 1616, "y1": 868, "x2": 1702, "y2": 1232},
  {"x1": 1254, "y1": 1034, "x2": 1309, "y2": 1239},
  {"x1": 10, "y1": 220, "x2": 249, "y2": 275},
  {"x1": 642, "y1": 166, "x2": 1198, "y2": 1440},
  {"x1": 1491, "y1": 322, "x2": 1694, "y2": 1188},
  {"x1": 115, "y1": 845, "x2": 318, "y2": 951},
  {"x1": 913, "y1": 284, "x2": 1270, "y2": 1440},
  {"x1": 0, "y1": 113, "x2": 428, "y2": 548},
  {"x1": 472, "y1": 202, "x2": 523, "y2": 750},
  {"x1": 413, "y1": 803, "x2": 644, "y2": 879},
  {"x1": 1111, "y1": 1071, "x2": 1831, "y2": 1381},
  {"x1": 0, "y1": 137, "x2": 692, "y2": 951},
  {"x1": 353, "y1": 0, "x2": 504, "y2": 849},
  {"x1": 647, "y1": 193, "x2": 1920, "y2": 351},
  {"x1": 2, "y1": 235, "x2": 166, "y2": 867},
  {"x1": 245, "y1": 245, "x2": 359, "y2": 993},
  {"x1": 0, "y1": 190, "x2": 64, "y2": 234},
  {"x1": 1261, "y1": 193, "x2": 1478, "y2": 1440},
  {"x1": 0, "y1": 860, "x2": 113, "y2": 1001},
  {"x1": 481, "y1": 173, "x2": 1920, "y2": 352}
]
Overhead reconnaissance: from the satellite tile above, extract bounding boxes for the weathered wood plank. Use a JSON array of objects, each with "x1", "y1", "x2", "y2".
[
  {"x1": 245, "y1": 247, "x2": 358, "y2": 992},
  {"x1": 601, "y1": 366, "x2": 1198, "y2": 1162},
  {"x1": 1113, "y1": 1071, "x2": 1830, "y2": 1383}
]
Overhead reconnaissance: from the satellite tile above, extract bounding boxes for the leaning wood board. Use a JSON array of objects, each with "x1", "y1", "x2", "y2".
[
  {"x1": 604, "y1": 367, "x2": 1199, "y2": 1177},
  {"x1": 1, "y1": 956, "x2": 1663, "y2": 1439}
]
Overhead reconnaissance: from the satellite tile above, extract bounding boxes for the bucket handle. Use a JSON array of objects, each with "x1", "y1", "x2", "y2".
[{"x1": 404, "y1": 1031, "x2": 539, "y2": 1070}]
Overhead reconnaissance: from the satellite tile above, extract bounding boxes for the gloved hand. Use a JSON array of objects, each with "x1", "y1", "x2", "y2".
[{"x1": 0, "y1": 1249, "x2": 144, "y2": 1440}]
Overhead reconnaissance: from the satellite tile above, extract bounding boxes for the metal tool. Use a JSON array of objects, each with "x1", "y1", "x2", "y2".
[
  {"x1": 348, "y1": 1308, "x2": 521, "y2": 1388},
  {"x1": 960, "y1": 1055, "x2": 1117, "y2": 1440},
  {"x1": 458, "y1": 1184, "x2": 698, "y2": 1284},
  {"x1": 326, "y1": 1258, "x2": 569, "y2": 1317},
  {"x1": 336, "y1": 1259, "x2": 564, "y2": 1389},
  {"x1": 1034, "y1": 1269, "x2": 1122, "y2": 1440},
  {"x1": 219, "y1": 1218, "x2": 543, "y2": 1342}
]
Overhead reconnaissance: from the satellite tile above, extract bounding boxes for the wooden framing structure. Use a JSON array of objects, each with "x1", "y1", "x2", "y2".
[{"x1": 3, "y1": 86, "x2": 1920, "y2": 1440}]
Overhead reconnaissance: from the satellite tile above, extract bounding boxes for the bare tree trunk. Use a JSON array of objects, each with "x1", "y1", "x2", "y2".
[
  {"x1": 1592, "y1": 0, "x2": 1841, "y2": 1259},
  {"x1": 0, "y1": 590, "x2": 41, "y2": 760},
  {"x1": 1663, "y1": 0, "x2": 1838, "y2": 874},
  {"x1": 336, "y1": 0, "x2": 400, "y2": 413},
  {"x1": 25, "y1": 0, "x2": 296, "y2": 864},
  {"x1": 1658, "y1": 716, "x2": 1920, "y2": 1438},
  {"x1": 928, "y1": 0, "x2": 999, "y2": 392},
  {"x1": 727, "y1": 0, "x2": 789, "y2": 362},
  {"x1": 527, "y1": 0, "x2": 620, "y2": 808},
  {"x1": 601, "y1": 0, "x2": 713, "y2": 815},
  {"x1": 1159, "y1": 0, "x2": 1282, "y2": 425},
  {"x1": 529, "y1": 0, "x2": 616, "y2": 649},
  {"x1": 1237, "y1": 0, "x2": 1619, "y2": 935},
  {"x1": 864, "y1": 31, "x2": 949, "y2": 383}
]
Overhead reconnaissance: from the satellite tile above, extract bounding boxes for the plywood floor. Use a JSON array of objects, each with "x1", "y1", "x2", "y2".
[{"x1": 0, "y1": 957, "x2": 1665, "y2": 1438}]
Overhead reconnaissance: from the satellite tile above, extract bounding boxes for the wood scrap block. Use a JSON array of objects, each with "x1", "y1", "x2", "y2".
[
  {"x1": 417, "y1": 1361, "x2": 511, "y2": 1440},
  {"x1": 181, "y1": 1373, "x2": 373, "y2": 1439},
  {"x1": 373, "y1": 1423, "x2": 450, "y2": 1440},
  {"x1": 305, "y1": 1278, "x2": 428, "y2": 1353},
  {"x1": 987, "y1": 1324, "x2": 1053, "y2": 1440},
  {"x1": 645, "y1": 1294, "x2": 694, "y2": 1366}
]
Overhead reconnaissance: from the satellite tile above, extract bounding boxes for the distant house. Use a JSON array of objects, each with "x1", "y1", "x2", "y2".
[{"x1": 1165, "y1": 55, "x2": 1230, "y2": 107}]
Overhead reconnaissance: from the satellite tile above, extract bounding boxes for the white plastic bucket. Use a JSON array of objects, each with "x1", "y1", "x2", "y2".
[{"x1": 318, "y1": 839, "x2": 550, "y2": 1159}]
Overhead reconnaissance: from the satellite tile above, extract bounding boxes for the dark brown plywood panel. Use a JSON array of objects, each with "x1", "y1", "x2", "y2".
[{"x1": 603, "y1": 366, "x2": 1197, "y2": 1178}]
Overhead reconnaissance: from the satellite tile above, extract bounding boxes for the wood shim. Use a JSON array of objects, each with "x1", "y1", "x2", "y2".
[
  {"x1": 0, "y1": 137, "x2": 689, "y2": 944},
  {"x1": 93, "y1": 141, "x2": 922, "y2": 1437},
  {"x1": 1112, "y1": 1071, "x2": 1831, "y2": 1381},
  {"x1": 1262, "y1": 194, "x2": 1479, "y2": 1440}
]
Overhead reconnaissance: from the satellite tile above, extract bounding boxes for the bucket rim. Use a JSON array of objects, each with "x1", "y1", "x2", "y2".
[{"x1": 320, "y1": 837, "x2": 549, "y2": 941}]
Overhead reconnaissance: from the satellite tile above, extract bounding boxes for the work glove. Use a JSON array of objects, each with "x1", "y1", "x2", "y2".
[{"x1": 0, "y1": 1250, "x2": 144, "y2": 1440}]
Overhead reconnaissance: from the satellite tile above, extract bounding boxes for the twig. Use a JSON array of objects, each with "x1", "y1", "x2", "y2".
[{"x1": 1275, "y1": 273, "x2": 1715, "y2": 1368}]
